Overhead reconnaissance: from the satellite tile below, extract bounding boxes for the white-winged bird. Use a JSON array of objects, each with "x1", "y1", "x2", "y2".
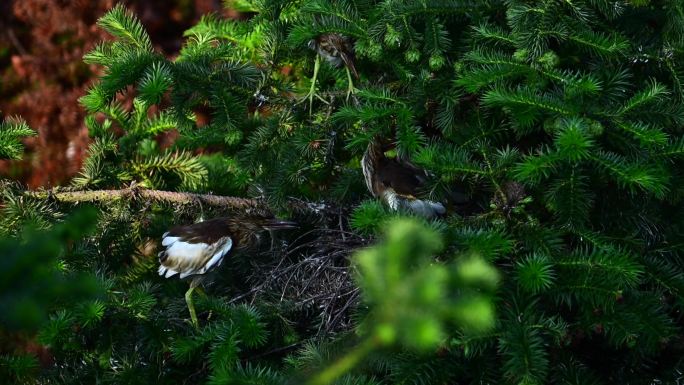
[
  {"x1": 361, "y1": 137, "x2": 450, "y2": 218},
  {"x1": 304, "y1": 33, "x2": 359, "y2": 109},
  {"x1": 158, "y1": 216, "x2": 296, "y2": 327}
]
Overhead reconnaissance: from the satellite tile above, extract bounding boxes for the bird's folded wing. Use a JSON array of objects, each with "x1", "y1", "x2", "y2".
[
  {"x1": 382, "y1": 188, "x2": 445, "y2": 217},
  {"x1": 158, "y1": 234, "x2": 233, "y2": 279},
  {"x1": 407, "y1": 199, "x2": 446, "y2": 217}
]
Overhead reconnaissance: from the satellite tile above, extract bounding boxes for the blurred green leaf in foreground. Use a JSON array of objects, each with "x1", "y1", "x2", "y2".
[
  {"x1": 309, "y1": 218, "x2": 499, "y2": 385},
  {"x1": 0, "y1": 207, "x2": 102, "y2": 332}
]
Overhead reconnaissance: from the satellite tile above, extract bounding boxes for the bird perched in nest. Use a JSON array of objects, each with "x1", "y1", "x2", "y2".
[
  {"x1": 158, "y1": 216, "x2": 296, "y2": 327},
  {"x1": 362, "y1": 137, "x2": 454, "y2": 218},
  {"x1": 304, "y1": 33, "x2": 359, "y2": 109}
]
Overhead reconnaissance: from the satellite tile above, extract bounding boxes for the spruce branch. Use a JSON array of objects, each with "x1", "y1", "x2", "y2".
[
  {"x1": 97, "y1": 4, "x2": 153, "y2": 52},
  {"x1": 22, "y1": 187, "x2": 338, "y2": 215},
  {"x1": 0, "y1": 117, "x2": 36, "y2": 160},
  {"x1": 24, "y1": 188, "x2": 259, "y2": 210}
]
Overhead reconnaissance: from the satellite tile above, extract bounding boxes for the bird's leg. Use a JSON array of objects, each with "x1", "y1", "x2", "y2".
[
  {"x1": 192, "y1": 286, "x2": 213, "y2": 321},
  {"x1": 345, "y1": 66, "x2": 357, "y2": 101},
  {"x1": 308, "y1": 55, "x2": 321, "y2": 114},
  {"x1": 299, "y1": 55, "x2": 327, "y2": 114},
  {"x1": 185, "y1": 286, "x2": 199, "y2": 328}
]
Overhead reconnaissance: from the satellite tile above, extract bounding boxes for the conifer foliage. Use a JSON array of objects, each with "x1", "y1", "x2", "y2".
[
  {"x1": 0, "y1": 116, "x2": 34, "y2": 160},
  {"x1": 2, "y1": 0, "x2": 684, "y2": 384}
]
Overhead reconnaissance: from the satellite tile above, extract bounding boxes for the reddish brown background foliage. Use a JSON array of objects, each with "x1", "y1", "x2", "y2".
[{"x1": 0, "y1": 0, "x2": 224, "y2": 188}]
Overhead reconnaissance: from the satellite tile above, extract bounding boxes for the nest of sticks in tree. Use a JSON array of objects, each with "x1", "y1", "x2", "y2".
[{"x1": 234, "y1": 226, "x2": 369, "y2": 336}]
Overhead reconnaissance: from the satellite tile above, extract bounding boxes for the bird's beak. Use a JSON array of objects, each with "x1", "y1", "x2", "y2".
[{"x1": 263, "y1": 220, "x2": 298, "y2": 230}]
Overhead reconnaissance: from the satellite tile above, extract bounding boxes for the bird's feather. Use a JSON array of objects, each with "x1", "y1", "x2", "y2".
[
  {"x1": 179, "y1": 238, "x2": 232, "y2": 279},
  {"x1": 161, "y1": 233, "x2": 178, "y2": 246},
  {"x1": 164, "y1": 218, "x2": 236, "y2": 245},
  {"x1": 158, "y1": 222, "x2": 234, "y2": 279},
  {"x1": 407, "y1": 199, "x2": 446, "y2": 217},
  {"x1": 382, "y1": 188, "x2": 445, "y2": 218}
]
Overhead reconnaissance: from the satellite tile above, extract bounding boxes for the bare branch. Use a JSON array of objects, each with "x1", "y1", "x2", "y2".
[{"x1": 24, "y1": 187, "x2": 260, "y2": 209}]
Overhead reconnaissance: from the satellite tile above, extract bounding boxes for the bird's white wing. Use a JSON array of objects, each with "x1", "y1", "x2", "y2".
[
  {"x1": 158, "y1": 234, "x2": 233, "y2": 279},
  {"x1": 382, "y1": 189, "x2": 445, "y2": 218},
  {"x1": 407, "y1": 199, "x2": 446, "y2": 217},
  {"x1": 196, "y1": 237, "x2": 233, "y2": 276}
]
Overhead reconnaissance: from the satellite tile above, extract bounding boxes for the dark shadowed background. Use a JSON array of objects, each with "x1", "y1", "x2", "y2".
[{"x1": 0, "y1": 0, "x2": 234, "y2": 188}]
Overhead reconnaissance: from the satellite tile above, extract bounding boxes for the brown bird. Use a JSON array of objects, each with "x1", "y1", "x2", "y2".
[
  {"x1": 308, "y1": 33, "x2": 359, "y2": 79},
  {"x1": 361, "y1": 137, "x2": 449, "y2": 218},
  {"x1": 158, "y1": 216, "x2": 296, "y2": 327},
  {"x1": 304, "y1": 33, "x2": 359, "y2": 108}
]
